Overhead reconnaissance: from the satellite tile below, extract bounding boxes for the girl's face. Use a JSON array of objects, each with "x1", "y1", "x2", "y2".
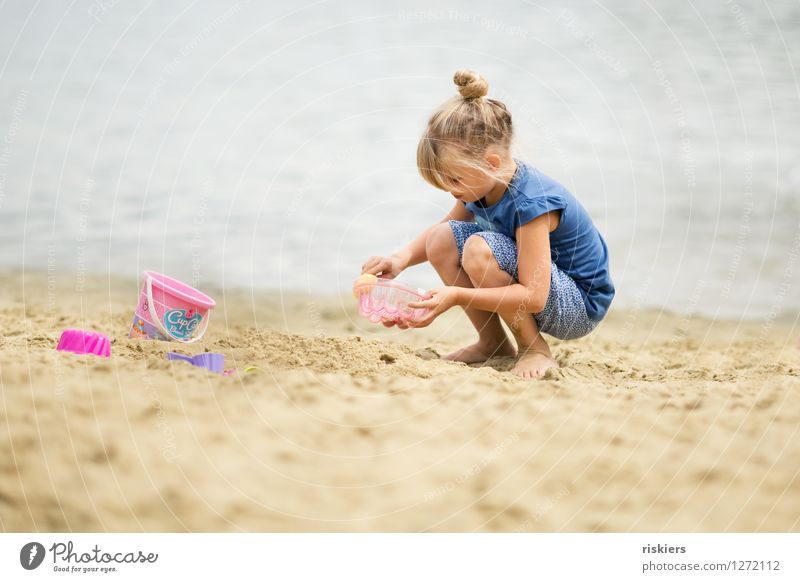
[{"x1": 441, "y1": 159, "x2": 498, "y2": 202}]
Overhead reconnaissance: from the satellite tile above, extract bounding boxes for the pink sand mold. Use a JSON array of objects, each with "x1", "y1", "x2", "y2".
[
  {"x1": 353, "y1": 276, "x2": 431, "y2": 324},
  {"x1": 167, "y1": 352, "x2": 224, "y2": 374},
  {"x1": 56, "y1": 329, "x2": 111, "y2": 358}
]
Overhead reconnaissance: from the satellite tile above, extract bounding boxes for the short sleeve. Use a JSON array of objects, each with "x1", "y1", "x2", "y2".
[{"x1": 512, "y1": 195, "x2": 568, "y2": 231}]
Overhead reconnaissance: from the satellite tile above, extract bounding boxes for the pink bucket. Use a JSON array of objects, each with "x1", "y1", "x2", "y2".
[{"x1": 128, "y1": 271, "x2": 216, "y2": 343}]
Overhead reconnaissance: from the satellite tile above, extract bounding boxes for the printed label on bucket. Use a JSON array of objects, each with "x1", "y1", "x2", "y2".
[
  {"x1": 129, "y1": 313, "x2": 169, "y2": 341},
  {"x1": 162, "y1": 308, "x2": 203, "y2": 340}
]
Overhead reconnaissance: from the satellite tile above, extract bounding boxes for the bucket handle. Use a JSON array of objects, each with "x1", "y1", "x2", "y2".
[{"x1": 146, "y1": 275, "x2": 210, "y2": 343}]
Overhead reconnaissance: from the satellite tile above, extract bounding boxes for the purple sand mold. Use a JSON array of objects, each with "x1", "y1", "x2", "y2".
[{"x1": 167, "y1": 352, "x2": 225, "y2": 374}]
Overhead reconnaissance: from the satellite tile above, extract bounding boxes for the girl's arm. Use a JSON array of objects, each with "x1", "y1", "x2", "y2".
[
  {"x1": 408, "y1": 212, "x2": 556, "y2": 326},
  {"x1": 449, "y1": 211, "x2": 557, "y2": 314},
  {"x1": 362, "y1": 202, "x2": 473, "y2": 277}
]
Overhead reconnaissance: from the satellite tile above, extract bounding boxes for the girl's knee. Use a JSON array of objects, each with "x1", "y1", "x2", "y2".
[
  {"x1": 426, "y1": 222, "x2": 458, "y2": 265},
  {"x1": 462, "y1": 235, "x2": 496, "y2": 278}
]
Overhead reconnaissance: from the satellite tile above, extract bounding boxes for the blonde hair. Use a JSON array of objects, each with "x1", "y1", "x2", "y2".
[{"x1": 417, "y1": 69, "x2": 514, "y2": 191}]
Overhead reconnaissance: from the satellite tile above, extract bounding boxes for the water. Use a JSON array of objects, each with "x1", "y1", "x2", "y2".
[{"x1": 0, "y1": 0, "x2": 798, "y2": 321}]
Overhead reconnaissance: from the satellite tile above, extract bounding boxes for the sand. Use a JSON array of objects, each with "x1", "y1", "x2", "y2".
[{"x1": 1, "y1": 271, "x2": 799, "y2": 532}]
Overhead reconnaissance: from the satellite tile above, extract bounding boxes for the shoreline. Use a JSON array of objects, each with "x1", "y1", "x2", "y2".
[
  {"x1": 4, "y1": 267, "x2": 798, "y2": 327},
  {"x1": 1, "y1": 271, "x2": 799, "y2": 531}
]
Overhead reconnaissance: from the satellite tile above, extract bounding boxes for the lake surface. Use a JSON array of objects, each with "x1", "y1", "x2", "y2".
[{"x1": 1, "y1": 0, "x2": 798, "y2": 321}]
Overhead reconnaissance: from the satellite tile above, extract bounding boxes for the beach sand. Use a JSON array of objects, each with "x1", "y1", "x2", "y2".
[{"x1": 1, "y1": 271, "x2": 798, "y2": 532}]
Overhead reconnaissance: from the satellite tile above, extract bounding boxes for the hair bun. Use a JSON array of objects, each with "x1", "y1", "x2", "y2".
[{"x1": 453, "y1": 69, "x2": 489, "y2": 100}]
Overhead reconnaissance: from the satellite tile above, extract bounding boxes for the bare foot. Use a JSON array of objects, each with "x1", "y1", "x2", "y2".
[
  {"x1": 512, "y1": 349, "x2": 558, "y2": 380},
  {"x1": 444, "y1": 339, "x2": 516, "y2": 364}
]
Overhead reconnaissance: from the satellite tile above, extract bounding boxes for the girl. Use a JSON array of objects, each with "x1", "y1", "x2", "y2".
[{"x1": 361, "y1": 70, "x2": 615, "y2": 380}]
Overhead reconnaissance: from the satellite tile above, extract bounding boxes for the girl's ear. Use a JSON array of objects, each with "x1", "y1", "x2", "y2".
[{"x1": 485, "y1": 152, "x2": 502, "y2": 170}]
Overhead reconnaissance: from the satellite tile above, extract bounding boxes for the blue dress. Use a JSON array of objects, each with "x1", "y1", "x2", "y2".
[{"x1": 448, "y1": 159, "x2": 615, "y2": 340}]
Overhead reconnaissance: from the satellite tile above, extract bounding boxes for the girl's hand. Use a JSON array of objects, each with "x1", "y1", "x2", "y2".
[
  {"x1": 361, "y1": 252, "x2": 410, "y2": 328},
  {"x1": 361, "y1": 253, "x2": 409, "y2": 280},
  {"x1": 407, "y1": 287, "x2": 462, "y2": 328}
]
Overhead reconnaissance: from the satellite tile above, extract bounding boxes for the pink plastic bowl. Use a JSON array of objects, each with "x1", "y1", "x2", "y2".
[
  {"x1": 353, "y1": 277, "x2": 431, "y2": 324},
  {"x1": 56, "y1": 329, "x2": 111, "y2": 358}
]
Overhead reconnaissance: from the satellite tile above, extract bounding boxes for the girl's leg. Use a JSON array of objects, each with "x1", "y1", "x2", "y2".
[
  {"x1": 426, "y1": 223, "x2": 515, "y2": 363},
  {"x1": 461, "y1": 235, "x2": 558, "y2": 380}
]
